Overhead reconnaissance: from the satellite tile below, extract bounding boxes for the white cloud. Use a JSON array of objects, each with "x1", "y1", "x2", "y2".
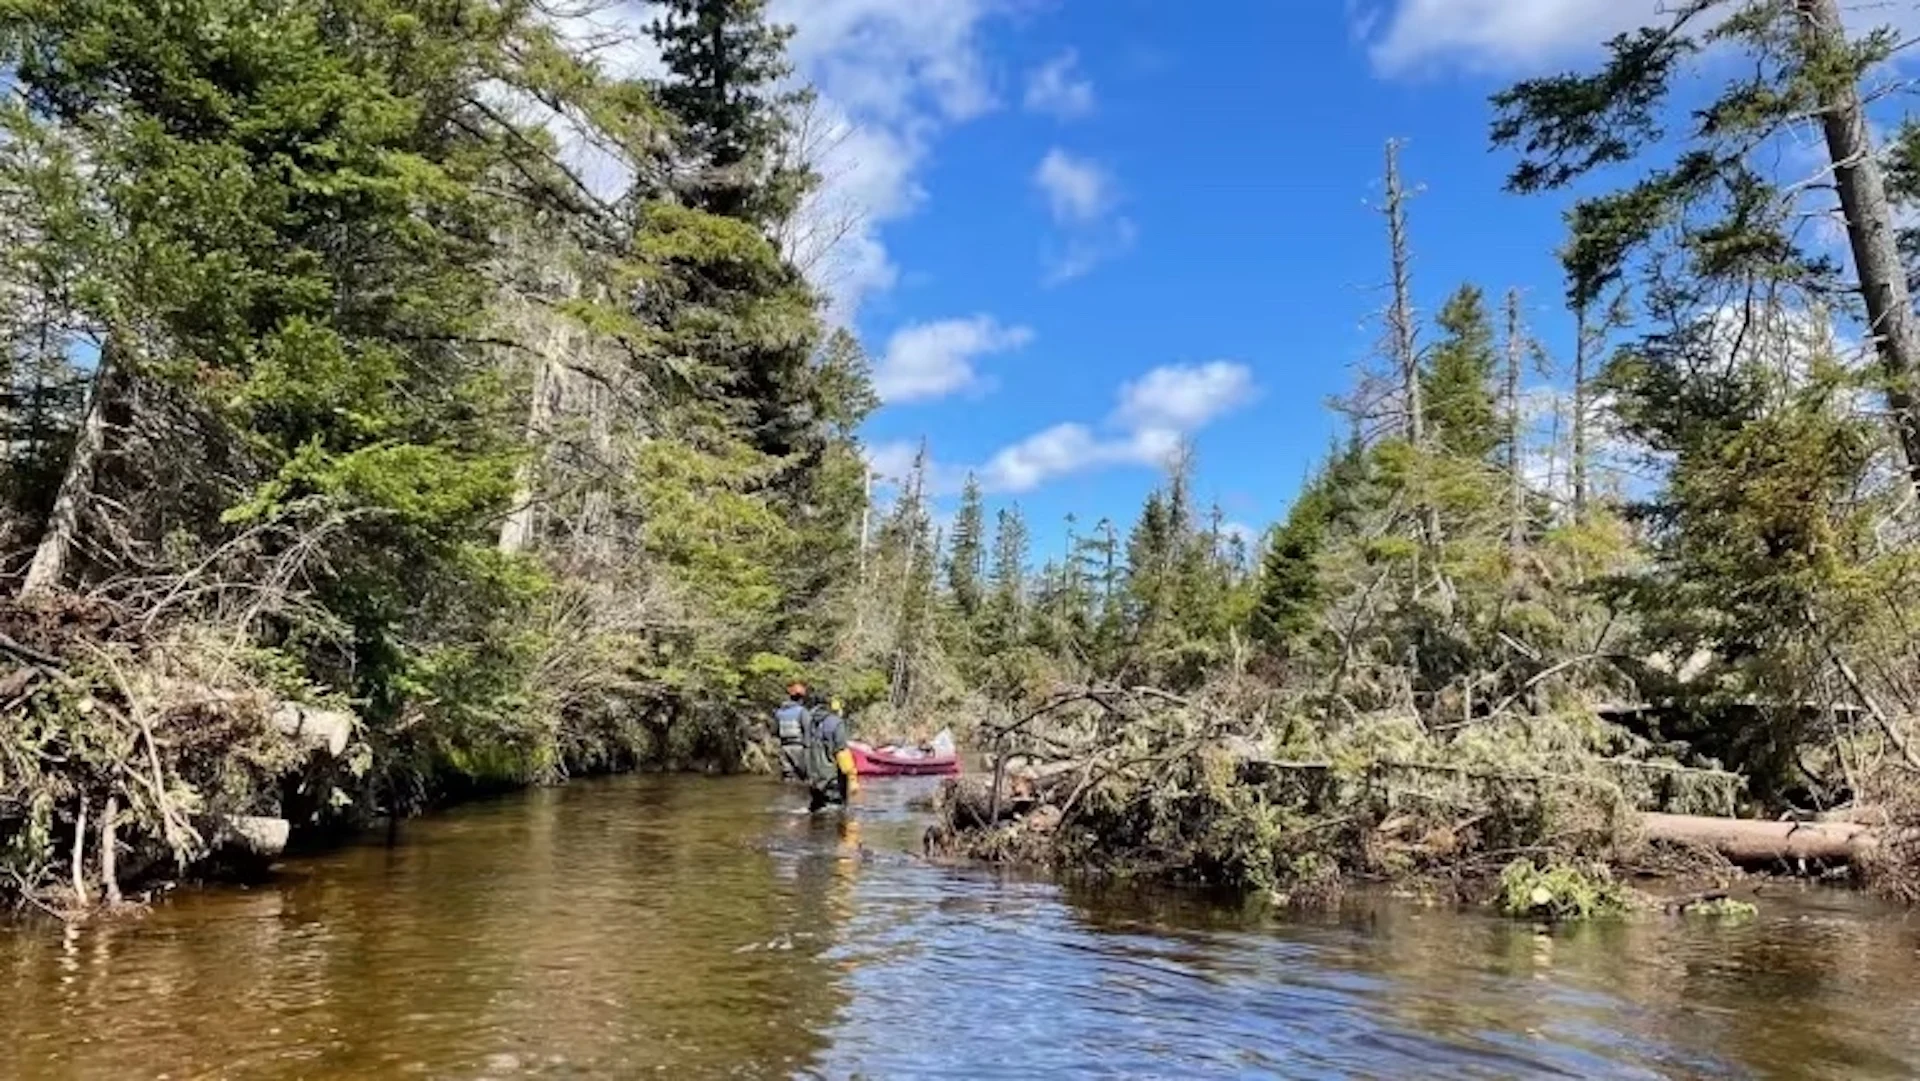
[
  {"x1": 1365, "y1": 0, "x2": 1659, "y2": 75},
  {"x1": 981, "y1": 423, "x2": 1113, "y2": 492},
  {"x1": 1363, "y1": 0, "x2": 1920, "y2": 76},
  {"x1": 1034, "y1": 148, "x2": 1113, "y2": 223},
  {"x1": 1115, "y1": 360, "x2": 1260, "y2": 433},
  {"x1": 776, "y1": 0, "x2": 1001, "y2": 124},
  {"x1": 1033, "y1": 148, "x2": 1135, "y2": 283},
  {"x1": 769, "y1": 0, "x2": 1010, "y2": 320},
  {"x1": 869, "y1": 361, "x2": 1257, "y2": 496},
  {"x1": 1024, "y1": 50, "x2": 1096, "y2": 119},
  {"x1": 978, "y1": 361, "x2": 1258, "y2": 492},
  {"x1": 873, "y1": 315, "x2": 1034, "y2": 403},
  {"x1": 778, "y1": 100, "x2": 924, "y2": 323}
]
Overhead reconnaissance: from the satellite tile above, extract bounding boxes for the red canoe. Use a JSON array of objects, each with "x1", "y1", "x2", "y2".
[{"x1": 848, "y1": 741, "x2": 962, "y2": 777}]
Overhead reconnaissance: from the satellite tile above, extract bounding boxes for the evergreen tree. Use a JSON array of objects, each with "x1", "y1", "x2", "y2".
[
  {"x1": 649, "y1": 0, "x2": 812, "y2": 226},
  {"x1": 984, "y1": 504, "x2": 1029, "y2": 653},
  {"x1": 1491, "y1": 0, "x2": 1920, "y2": 483},
  {"x1": 1038, "y1": 513, "x2": 1094, "y2": 652},
  {"x1": 947, "y1": 474, "x2": 986, "y2": 621},
  {"x1": 1252, "y1": 443, "x2": 1376, "y2": 655},
  {"x1": 879, "y1": 448, "x2": 939, "y2": 708},
  {"x1": 1074, "y1": 516, "x2": 1123, "y2": 665},
  {"x1": 1125, "y1": 490, "x2": 1175, "y2": 647},
  {"x1": 1423, "y1": 284, "x2": 1502, "y2": 462}
]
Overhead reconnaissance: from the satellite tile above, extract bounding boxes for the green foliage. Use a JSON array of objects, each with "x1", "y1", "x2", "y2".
[
  {"x1": 649, "y1": 0, "x2": 812, "y2": 225},
  {"x1": 1683, "y1": 896, "x2": 1757, "y2": 920},
  {"x1": 1252, "y1": 458, "x2": 1352, "y2": 653},
  {"x1": 0, "y1": 0, "x2": 883, "y2": 842},
  {"x1": 1490, "y1": 3, "x2": 1862, "y2": 305},
  {"x1": 1498, "y1": 858, "x2": 1633, "y2": 921},
  {"x1": 1423, "y1": 285, "x2": 1502, "y2": 461},
  {"x1": 983, "y1": 505, "x2": 1030, "y2": 653},
  {"x1": 947, "y1": 475, "x2": 986, "y2": 621}
]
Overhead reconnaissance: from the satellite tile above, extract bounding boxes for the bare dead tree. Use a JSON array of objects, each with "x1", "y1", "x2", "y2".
[
  {"x1": 1382, "y1": 140, "x2": 1423, "y2": 449},
  {"x1": 1503, "y1": 289, "x2": 1527, "y2": 555},
  {"x1": 20, "y1": 336, "x2": 114, "y2": 600}
]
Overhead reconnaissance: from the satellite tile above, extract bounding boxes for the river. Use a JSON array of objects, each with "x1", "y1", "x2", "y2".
[{"x1": 3, "y1": 774, "x2": 1920, "y2": 1080}]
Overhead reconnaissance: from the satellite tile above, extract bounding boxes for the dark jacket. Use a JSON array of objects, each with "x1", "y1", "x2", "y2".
[{"x1": 802, "y1": 706, "x2": 848, "y2": 796}]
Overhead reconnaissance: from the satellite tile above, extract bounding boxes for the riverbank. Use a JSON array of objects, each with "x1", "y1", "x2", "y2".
[
  {"x1": 923, "y1": 681, "x2": 1920, "y2": 914},
  {"x1": 0, "y1": 592, "x2": 800, "y2": 916}
]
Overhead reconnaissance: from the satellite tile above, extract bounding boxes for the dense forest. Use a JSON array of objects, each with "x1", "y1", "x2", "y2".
[
  {"x1": 5, "y1": 0, "x2": 1920, "y2": 912},
  {"x1": 0, "y1": 0, "x2": 879, "y2": 906}
]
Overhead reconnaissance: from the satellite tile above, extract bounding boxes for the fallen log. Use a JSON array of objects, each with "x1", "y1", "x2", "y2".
[{"x1": 1640, "y1": 812, "x2": 1879, "y2": 866}]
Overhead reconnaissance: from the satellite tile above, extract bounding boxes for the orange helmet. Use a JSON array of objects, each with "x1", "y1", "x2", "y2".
[{"x1": 787, "y1": 681, "x2": 808, "y2": 697}]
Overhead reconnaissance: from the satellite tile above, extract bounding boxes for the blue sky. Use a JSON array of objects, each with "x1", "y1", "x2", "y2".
[
  {"x1": 749, "y1": 0, "x2": 1654, "y2": 552},
  {"x1": 606, "y1": 0, "x2": 1920, "y2": 553}
]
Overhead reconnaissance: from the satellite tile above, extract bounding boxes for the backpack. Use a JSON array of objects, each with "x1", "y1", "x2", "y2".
[
  {"x1": 802, "y1": 707, "x2": 839, "y2": 790},
  {"x1": 774, "y1": 701, "x2": 805, "y2": 743}
]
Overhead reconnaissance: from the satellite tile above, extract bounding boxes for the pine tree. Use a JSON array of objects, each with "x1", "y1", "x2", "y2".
[
  {"x1": 947, "y1": 474, "x2": 986, "y2": 621},
  {"x1": 984, "y1": 504, "x2": 1030, "y2": 653},
  {"x1": 1492, "y1": 0, "x2": 1920, "y2": 485},
  {"x1": 650, "y1": 0, "x2": 812, "y2": 226},
  {"x1": 1423, "y1": 284, "x2": 1501, "y2": 462}
]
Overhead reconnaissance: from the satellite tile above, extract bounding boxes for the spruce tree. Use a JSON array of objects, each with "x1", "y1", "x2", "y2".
[
  {"x1": 1125, "y1": 490, "x2": 1175, "y2": 644},
  {"x1": 947, "y1": 474, "x2": 986, "y2": 621},
  {"x1": 1423, "y1": 284, "x2": 1501, "y2": 462},
  {"x1": 1253, "y1": 480, "x2": 1325, "y2": 650},
  {"x1": 984, "y1": 505, "x2": 1030, "y2": 652},
  {"x1": 650, "y1": 0, "x2": 812, "y2": 226},
  {"x1": 1491, "y1": 0, "x2": 1920, "y2": 483}
]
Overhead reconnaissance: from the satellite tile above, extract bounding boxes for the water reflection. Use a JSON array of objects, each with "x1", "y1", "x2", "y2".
[{"x1": 2, "y1": 775, "x2": 1918, "y2": 1079}]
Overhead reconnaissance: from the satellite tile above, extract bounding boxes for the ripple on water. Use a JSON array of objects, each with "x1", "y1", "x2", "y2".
[{"x1": 2, "y1": 774, "x2": 1920, "y2": 1080}]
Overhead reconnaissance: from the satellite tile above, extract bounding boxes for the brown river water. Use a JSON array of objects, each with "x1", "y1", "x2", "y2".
[{"x1": 5, "y1": 773, "x2": 1920, "y2": 1080}]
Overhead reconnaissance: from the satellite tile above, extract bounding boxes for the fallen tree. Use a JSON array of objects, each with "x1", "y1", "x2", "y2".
[
  {"x1": 1639, "y1": 812, "x2": 1882, "y2": 867},
  {"x1": 928, "y1": 680, "x2": 1920, "y2": 905},
  {"x1": 0, "y1": 595, "x2": 363, "y2": 914}
]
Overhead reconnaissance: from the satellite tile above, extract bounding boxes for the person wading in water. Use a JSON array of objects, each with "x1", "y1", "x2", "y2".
[
  {"x1": 774, "y1": 682, "x2": 809, "y2": 781},
  {"x1": 802, "y1": 694, "x2": 859, "y2": 812}
]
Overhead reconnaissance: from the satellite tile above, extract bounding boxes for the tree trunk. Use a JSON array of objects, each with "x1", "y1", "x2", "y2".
[
  {"x1": 20, "y1": 340, "x2": 113, "y2": 600},
  {"x1": 1384, "y1": 140, "x2": 1440, "y2": 548},
  {"x1": 1798, "y1": 0, "x2": 1920, "y2": 487},
  {"x1": 1641, "y1": 811, "x2": 1880, "y2": 865},
  {"x1": 497, "y1": 306, "x2": 566, "y2": 555},
  {"x1": 1384, "y1": 140, "x2": 1422, "y2": 447},
  {"x1": 1503, "y1": 289, "x2": 1525, "y2": 555},
  {"x1": 70, "y1": 797, "x2": 89, "y2": 909},
  {"x1": 1571, "y1": 303, "x2": 1590, "y2": 523},
  {"x1": 99, "y1": 794, "x2": 122, "y2": 906}
]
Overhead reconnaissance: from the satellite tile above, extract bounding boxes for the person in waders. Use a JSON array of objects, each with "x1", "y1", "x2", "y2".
[
  {"x1": 802, "y1": 695, "x2": 859, "y2": 812},
  {"x1": 774, "y1": 682, "x2": 809, "y2": 781}
]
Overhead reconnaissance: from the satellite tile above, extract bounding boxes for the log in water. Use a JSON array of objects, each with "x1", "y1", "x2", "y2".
[{"x1": 1641, "y1": 812, "x2": 1881, "y2": 865}]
